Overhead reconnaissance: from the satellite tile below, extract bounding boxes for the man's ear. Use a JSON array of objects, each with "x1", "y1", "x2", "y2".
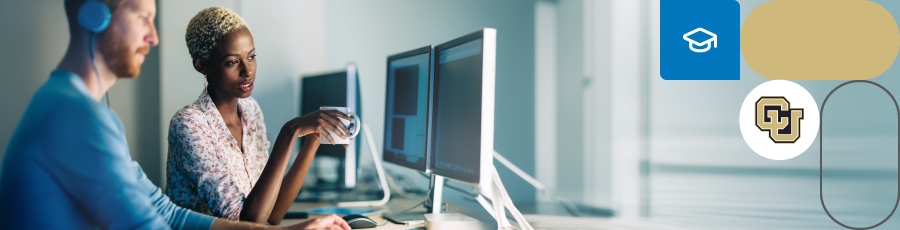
[{"x1": 192, "y1": 57, "x2": 206, "y2": 75}]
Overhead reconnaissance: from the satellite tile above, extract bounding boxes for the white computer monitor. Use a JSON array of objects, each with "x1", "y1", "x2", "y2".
[
  {"x1": 429, "y1": 28, "x2": 496, "y2": 195},
  {"x1": 383, "y1": 46, "x2": 433, "y2": 172}
]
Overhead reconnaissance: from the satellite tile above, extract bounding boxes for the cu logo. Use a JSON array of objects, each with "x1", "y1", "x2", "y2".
[{"x1": 756, "y1": 97, "x2": 804, "y2": 143}]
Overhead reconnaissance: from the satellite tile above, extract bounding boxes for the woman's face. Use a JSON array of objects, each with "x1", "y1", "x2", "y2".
[{"x1": 205, "y1": 28, "x2": 256, "y2": 98}]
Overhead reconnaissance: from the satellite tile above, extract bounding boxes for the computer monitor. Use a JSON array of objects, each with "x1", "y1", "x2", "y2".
[
  {"x1": 383, "y1": 46, "x2": 432, "y2": 172},
  {"x1": 300, "y1": 65, "x2": 362, "y2": 189},
  {"x1": 429, "y1": 28, "x2": 496, "y2": 193}
]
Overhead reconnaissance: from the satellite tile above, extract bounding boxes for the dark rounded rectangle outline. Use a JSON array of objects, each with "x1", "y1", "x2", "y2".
[{"x1": 820, "y1": 80, "x2": 899, "y2": 230}]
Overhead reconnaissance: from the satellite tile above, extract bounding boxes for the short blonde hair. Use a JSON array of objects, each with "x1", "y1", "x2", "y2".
[{"x1": 185, "y1": 7, "x2": 248, "y2": 61}]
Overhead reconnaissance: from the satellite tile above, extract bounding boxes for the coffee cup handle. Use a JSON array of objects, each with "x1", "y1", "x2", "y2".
[{"x1": 346, "y1": 112, "x2": 361, "y2": 139}]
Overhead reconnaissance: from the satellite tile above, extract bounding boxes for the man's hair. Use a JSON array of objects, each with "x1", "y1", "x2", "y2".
[
  {"x1": 64, "y1": 0, "x2": 122, "y2": 32},
  {"x1": 185, "y1": 7, "x2": 249, "y2": 61}
]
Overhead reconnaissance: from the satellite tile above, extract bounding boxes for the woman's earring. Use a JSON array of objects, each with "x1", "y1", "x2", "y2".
[{"x1": 204, "y1": 75, "x2": 209, "y2": 93}]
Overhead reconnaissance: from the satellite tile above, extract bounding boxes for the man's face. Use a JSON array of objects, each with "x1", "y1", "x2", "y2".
[{"x1": 99, "y1": 0, "x2": 158, "y2": 79}]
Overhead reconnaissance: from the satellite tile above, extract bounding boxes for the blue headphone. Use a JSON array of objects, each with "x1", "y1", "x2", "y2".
[
  {"x1": 77, "y1": 0, "x2": 111, "y2": 107},
  {"x1": 78, "y1": 0, "x2": 110, "y2": 33}
]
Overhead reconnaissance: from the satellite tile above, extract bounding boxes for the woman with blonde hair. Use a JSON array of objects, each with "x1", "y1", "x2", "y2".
[{"x1": 166, "y1": 7, "x2": 349, "y2": 225}]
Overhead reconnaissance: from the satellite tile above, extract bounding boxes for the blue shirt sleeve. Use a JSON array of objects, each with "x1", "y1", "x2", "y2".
[
  {"x1": 40, "y1": 97, "x2": 213, "y2": 230},
  {"x1": 133, "y1": 162, "x2": 216, "y2": 230}
]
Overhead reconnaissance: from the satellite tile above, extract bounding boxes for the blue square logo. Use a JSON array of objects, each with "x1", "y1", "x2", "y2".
[{"x1": 661, "y1": 0, "x2": 740, "y2": 80}]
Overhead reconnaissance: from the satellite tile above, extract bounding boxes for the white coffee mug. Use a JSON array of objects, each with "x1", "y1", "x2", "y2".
[{"x1": 318, "y1": 106, "x2": 361, "y2": 144}]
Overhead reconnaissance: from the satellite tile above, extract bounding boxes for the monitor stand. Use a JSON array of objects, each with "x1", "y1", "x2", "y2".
[
  {"x1": 383, "y1": 174, "x2": 443, "y2": 225},
  {"x1": 336, "y1": 123, "x2": 391, "y2": 207},
  {"x1": 492, "y1": 150, "x2": 581, "y2": 217},
  {"x1": 426, "y1": 165, "x2": 534, "y2": 230},
  {"x1": 334, "y1": 124, "x2": 535, "y2": 229},
  {"x1": 335, "y1": 122, "x2": 441, "y2": 225}
]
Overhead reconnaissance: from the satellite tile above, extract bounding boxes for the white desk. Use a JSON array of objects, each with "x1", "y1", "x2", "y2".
[
  {"x1": 277, "y1": 198, "x2": 685, "y2": 230},
  {"x1": 279, "y1": 198, "x2": 424, "y2": 230}
]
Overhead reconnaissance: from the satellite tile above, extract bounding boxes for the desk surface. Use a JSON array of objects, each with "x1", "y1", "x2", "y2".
[
  {"x1": 280, "y1": 198, "x2": 426, "y2": 230},
  {"x1": 278, "y1": 198, "x2": 686, "y2": 230}
]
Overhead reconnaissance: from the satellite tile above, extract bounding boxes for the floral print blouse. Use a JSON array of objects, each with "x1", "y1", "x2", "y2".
[{"x1": 166, "y1": 91, "x2": 271, "y2": 220}]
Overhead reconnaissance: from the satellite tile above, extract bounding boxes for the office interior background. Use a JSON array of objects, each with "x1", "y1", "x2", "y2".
[{"x1": 0, "y1": 0, "x2": 898, "y2": 229}]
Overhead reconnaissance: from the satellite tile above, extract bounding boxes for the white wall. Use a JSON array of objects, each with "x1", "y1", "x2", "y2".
[
  {"x1": 553, "y1": 0, "x2": 588, "y2": 205},
  {"x1": 0, "y1": 0, "x2": 69, "y2": 173},
  {"x1": 534, "y1": 0, "x2": 558, "y2": 203},
  {"x1": 548, "y1": 0, "x2": 650, "y2": 217},
  {"x1": 607, "y1": 0, "x2": 648, "y2": 219}
]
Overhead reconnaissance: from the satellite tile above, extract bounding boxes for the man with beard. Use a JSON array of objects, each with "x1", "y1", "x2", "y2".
[{"x1": 0, "y1": 0, "x2": 349, "y2": 230}]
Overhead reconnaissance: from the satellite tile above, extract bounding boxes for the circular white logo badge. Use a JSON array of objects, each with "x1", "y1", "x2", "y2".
[{"x1": 739, "y1": 80, "x2": 819, "y2": 160}]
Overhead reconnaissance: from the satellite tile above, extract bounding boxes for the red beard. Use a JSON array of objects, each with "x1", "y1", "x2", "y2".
[{"x1": 99, "y1": 25, "x2": 149, "y2": 79}]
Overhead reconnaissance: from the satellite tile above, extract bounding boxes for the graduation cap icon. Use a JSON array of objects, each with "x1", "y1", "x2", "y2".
[{"x1": 683, "y1": 28, "x2": 717, "y2": 53}]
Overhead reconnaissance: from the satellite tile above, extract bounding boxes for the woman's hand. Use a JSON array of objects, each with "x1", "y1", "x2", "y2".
[
  {"x1": 262, "y1": 111, "x2": 351, "y2": 225},
  {"x1": 285, "y1": 214, "x2": 351, "y2": 230},
  {"x1": 284, "y1": 110, "x2": 352, "y2": 146}
]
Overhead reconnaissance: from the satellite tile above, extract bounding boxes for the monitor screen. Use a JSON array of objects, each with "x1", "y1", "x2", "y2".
[
  {"x1": 383, "y1": 47, "x2": 431, "y2": 172},
  {"x1": 430, "y1": 38, "x2": 484, "y2": 184}
]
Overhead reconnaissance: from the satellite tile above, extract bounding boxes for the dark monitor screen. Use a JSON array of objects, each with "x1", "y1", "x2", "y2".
[
  {"x1": 300, "y1": 71, "x2": 361, "y2": 158},
  {"x1": 430, "y1": 37, "x2": 484, "y2": 184},
  {"x1": 383, "y1": 46, "x2": 431, "y2": 172},
  {"x1": 302, "y1": 72, "x2": 346, "y2": 112}
]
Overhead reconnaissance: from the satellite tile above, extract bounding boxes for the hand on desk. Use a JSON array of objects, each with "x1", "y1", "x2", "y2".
[
  {"x1": 210, "y1": 214, "x2": 350, "y2": 230},
  {"x1": 288, "y1": 214, "x2": 351, "y2": 230}
]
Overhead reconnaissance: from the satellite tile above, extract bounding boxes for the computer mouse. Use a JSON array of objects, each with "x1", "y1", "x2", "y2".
[{"x1": 343, "y1": 214, "x2": 378, "y2": 229}]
